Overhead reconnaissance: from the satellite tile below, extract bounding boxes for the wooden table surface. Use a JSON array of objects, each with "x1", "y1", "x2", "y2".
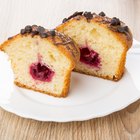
[{"x1": 0, "y1": 0, "x2": 140, "y2": 140}]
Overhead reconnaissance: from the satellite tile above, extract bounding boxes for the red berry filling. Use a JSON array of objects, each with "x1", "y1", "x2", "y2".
[
  {"x1": 80, "y1": 47, "x2": 101, "y2": 68},
  {"x1": 30, "y1": 62, "x2": 54, "y2": 82}
]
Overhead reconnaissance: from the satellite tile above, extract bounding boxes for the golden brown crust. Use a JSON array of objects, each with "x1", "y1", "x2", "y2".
[
  {"x1": 74, "y1": 68, "x2": 123, "y2": 81},
  {"x1": 15, "y1": 81, "x2": 69, "y2": 97},
  {"x1": 0, "y1": 34, "x2": 18, "y2": 51}
]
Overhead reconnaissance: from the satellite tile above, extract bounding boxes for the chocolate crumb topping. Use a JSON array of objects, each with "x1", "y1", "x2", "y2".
[
  {"x1": 31, "y1": 30, "x2": 39, "y2": 37},
  {"x1": 117, "y1": 26, "x2": 129, "y2": 33},
  {"x1": 32, "y1": 25, "x2": 38, "y2": 28},
  {"x1": 92, "y1": 12, "x2": 96, "y2": 15},
  {"x1": 25, "y1": 25, "x2": 32, "y2": 33},
  {"x1": 37, "y1": 26, "x2": 45, "y2": 33},
  {"x1": 83, "y1": 12, "x2": 93, "y2": 20},
  {"x1": 62, "y1": 18, "x2": 68, "y2": 23},
  {"x1": 124, "y1": 26, "x2": 129, "y2": 32},
  {"x1": 110, "y1": 17, "x2": 120, "y2": 26},
  {"x1": 109, "y1": 25, "x2": 130, "y2": 35},
  {"x1": 8, "y1": 36, "x2": 13, "y2": 40},
  {"x1": 20, "y1": 25, "x2": 56, "y2": 38},
  {"x1": 68, "y1": 12, "x2": 83, "y2": 20},
  {"x1": 62, "y1": 11, "x2": 95, "y2": 22},
  {"x1": 50, "y1": 30, "x2": 55, "y2": 36},
  {"x1": 20, "y1": 29, "x2": 26, "y2": 35},
  {"x1": 40, "y1": 32, "x2": 48, "y2": 38},
  {"x1": 62, "y1": 12, "x2": 83, "y2": 23},
  {"x1": 99, "y1": 11, "x2": 105, "y2": 17},
  {"x1": 19, "y1": 25, "x2": 76, "y2": 45}
]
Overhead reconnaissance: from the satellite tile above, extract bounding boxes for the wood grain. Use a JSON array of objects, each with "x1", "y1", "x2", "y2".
[{"x1": 0, "y1": 0, "x2": 140, "y2": 140}]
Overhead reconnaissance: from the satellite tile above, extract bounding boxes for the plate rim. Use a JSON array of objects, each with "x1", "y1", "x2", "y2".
[{"x1": 1, "y1": 90, "x2": 140, "y2": 122}]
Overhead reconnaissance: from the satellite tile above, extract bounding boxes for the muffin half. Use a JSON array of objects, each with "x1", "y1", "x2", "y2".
[
  {"x1": 0, "y1": 25, "x2": 79, "y2": 97},
  {"x1": 56, "y1": 11, "x2": 133, "y2": 81}
]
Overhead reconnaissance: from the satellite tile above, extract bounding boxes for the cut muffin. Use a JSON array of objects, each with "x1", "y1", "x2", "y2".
[
  {"x1": 0, "y1": 25, "x2": 80, "y2": 97},
  {"x1": 56, "y1": 11, "x2": 133, "y2": 81}
]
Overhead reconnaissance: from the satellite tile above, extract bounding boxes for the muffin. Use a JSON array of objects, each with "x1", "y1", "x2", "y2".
[{"x1": 0, "y1": 25, "x2": 80, "y2": 97}]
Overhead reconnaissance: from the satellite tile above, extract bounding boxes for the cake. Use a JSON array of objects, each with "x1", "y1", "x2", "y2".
[
  {"x1": 0, "y1": 25, "x2": 80, "y2": 97},
  {"x1": 56, "y1": 11, "x2": 133, "y2": 81}
]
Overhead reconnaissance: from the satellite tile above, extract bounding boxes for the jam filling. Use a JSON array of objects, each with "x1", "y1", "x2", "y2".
[
  {"x1": 80, "y1": 47, "x2": 101, "y2": 68},
  {"x1": 30, "y1": 62, "x2": 54, "y2": 82}
]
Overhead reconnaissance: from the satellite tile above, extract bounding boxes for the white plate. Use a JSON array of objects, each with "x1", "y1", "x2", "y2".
[{"x1": 0, "y1": 40, "x2": 140, "y2": 122}]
